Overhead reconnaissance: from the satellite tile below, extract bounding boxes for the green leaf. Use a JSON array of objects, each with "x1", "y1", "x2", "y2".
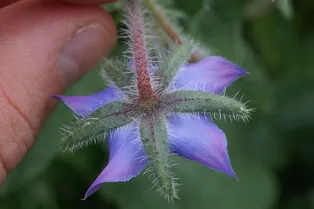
[
  {"x1": 165, "y1": 90, "x2": 252, "y2": 122},
  {"x1": 60, "y1": 102, "x2": 132, "y2": 152}
]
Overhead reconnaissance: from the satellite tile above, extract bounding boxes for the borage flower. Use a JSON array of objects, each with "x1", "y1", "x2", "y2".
[{"x1": 54, "y1": 0, "x2": 251, "y2": 201}]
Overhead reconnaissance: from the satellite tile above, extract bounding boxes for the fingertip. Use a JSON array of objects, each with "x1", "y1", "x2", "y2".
[
  {"x1": 63, "y1": 0, "x2": 116, "y2": 5},
  {"x1": 59, "y1": 23, "x2": 116, "y2": 87},
  {"x1": 0, "y1": 0, "x2": 117, "y2": 8},
  {"x1": 0, "y1": 0, "x2": 117, "y2": 137},
  {"x1": 0, "y1": 0, "x2": 119, "y2": 184}
]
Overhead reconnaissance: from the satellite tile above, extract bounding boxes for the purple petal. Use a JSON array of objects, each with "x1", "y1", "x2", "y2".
[
  {"x1": 169, "y1": 56, "x2": 248, "y2": 94},
  {"x1": 53, "y1": 85, "x2": 124, "y2": 117},
  {"x1": 167, "y1": 113, "x2": 237, "y2": 178},
  {"x1": 83, "y1": 122, "x2": 147, "y2": 200}
]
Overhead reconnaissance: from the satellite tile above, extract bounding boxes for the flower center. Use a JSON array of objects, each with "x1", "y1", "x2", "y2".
[{"x1": 137, "y1": 99, "x2": 161, "y2": 112}]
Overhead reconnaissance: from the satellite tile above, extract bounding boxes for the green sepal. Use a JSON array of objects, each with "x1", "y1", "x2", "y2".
[
  {"x1": 140, "y1": 116, "x2": 179, "y2": 200},
  {"x1": 60, "y1": 102, "x2": 132, "y2": 152},
  {"x1": 100, "y1": 58, "x2": 136, "y2": 89},
  {"x1": 165, "y1": 90, "x2": 252, "y2": 122},
  {"x1": 155, "y1": 43, "x2": 192, "y2": 91}
]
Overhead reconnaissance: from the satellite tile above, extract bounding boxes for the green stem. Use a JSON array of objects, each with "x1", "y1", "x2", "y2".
[{"x1": 143, "y1": 0, "x2": 202, "y2": 63}]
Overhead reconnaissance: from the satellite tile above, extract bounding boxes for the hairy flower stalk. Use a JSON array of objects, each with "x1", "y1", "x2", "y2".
[
  {"x1": 144, "y1": 0, "x2": 182, "y2": 45},
  {"x1": 54, "y1": 0, "x2": 252, "y2": 201},
  {"x1": 127, "y1": 0, "x2": 155, "y2": 100},
  {"x1": 143, "y1": 0, "x2": 203, "y2": 62}
]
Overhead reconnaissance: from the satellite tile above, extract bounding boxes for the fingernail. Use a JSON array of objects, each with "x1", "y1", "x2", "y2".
[{"x1": 59, "y1": 24, "x2": 115, "y2": 87}]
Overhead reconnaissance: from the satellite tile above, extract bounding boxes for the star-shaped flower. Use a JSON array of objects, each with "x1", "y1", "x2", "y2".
[{"x1": 54, "y1": 0, "x2": 251, "y2": 200}]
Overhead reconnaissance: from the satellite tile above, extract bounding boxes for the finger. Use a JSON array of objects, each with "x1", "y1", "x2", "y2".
[
  {"x1": 0, "y1": 0, "x2": 116, "y2": 8},
  {"x1": 0, "y1": 0, "x2": 17, "y2": 8},
  {"x1": 0, "y1": 0, "x2": 116, "y2": 184},
  {"x1": 63, "y1": 0, "x2": 116, "y2": 5}
]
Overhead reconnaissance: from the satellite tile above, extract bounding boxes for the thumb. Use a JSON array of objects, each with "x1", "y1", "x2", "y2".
[{"x1": 0, "y1": 0, "x2": 116, "y2": 183}]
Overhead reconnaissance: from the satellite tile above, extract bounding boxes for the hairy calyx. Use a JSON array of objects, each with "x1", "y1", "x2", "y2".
[{"x1": 140, "y1": 117, "x2": 178, "y2": 199}]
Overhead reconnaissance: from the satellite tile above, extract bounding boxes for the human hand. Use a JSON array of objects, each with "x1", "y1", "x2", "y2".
[{"x1": 0, "y1": 0, "x2": 116, "y2": 185}]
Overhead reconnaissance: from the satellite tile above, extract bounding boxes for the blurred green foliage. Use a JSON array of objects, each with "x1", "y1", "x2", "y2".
[{"x1": 1, "y1": 0, "x2": 314, "y2": 208}]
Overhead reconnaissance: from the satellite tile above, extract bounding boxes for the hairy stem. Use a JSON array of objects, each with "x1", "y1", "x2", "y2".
[
  {"x1": 143, "y1": 0, "x2": 202, "y2": 63},
  {"x1": 144, "y1": 0, "x2": 182, "y2": 44},
  {"x1": 127, "y1": 0, "x2": 155, "y2": 101}
]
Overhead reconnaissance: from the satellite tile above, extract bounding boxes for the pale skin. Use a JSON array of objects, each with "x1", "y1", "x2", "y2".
[{"x1": 0, "y1": 0, "x2": 117, "y2": 185}]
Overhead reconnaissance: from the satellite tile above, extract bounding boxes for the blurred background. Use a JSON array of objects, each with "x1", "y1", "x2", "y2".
[{"x1": 1, "y1": 0, "x2": 314, "y2": 208}]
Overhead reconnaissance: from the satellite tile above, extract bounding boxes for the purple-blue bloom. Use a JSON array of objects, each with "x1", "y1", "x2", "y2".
[
  {"x1": 54, "y1": 0, "x2": 251, "y2": 200},
  {"x1": 53, "y1": 86, "x2": 124, "y2": 117},
  {"x1": 55, "y1": 56, "x2": 247, "y2": 199},
  {"x1": 169, "y1": 56, "x2": 248, "y2": 93}
]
